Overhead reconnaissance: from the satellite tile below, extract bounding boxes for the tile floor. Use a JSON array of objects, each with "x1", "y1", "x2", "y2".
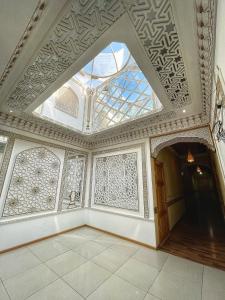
[{"x1": 0, "y1": 227, "x2": 225, "y2": 300}]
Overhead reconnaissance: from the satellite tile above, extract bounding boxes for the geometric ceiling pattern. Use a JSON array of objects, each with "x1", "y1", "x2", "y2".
[
  {"x1": 0, "y1": 0, "x2": 216, "y2": 148},
  {"x1": 6, "y1": 0, "x2": 190, "y2": 111},
  {"x1": 125, "y1": 0, "x2": 190, "y2": 108}
]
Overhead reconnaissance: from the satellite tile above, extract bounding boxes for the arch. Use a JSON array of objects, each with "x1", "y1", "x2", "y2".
[
  {"x1": 151, "y1": 127, "x2": 215, "y2": 158},
  {"x1": 3, "y1": 147, "x2": 60, "y2": 218},
  {"x1": 54, "y1": 86, "x2": 79, "y2": 118}
]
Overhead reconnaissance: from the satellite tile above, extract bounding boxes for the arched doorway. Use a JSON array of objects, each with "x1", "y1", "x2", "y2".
[{"x1": 153, "y1": 141, "x2": 225, "y2": 269}]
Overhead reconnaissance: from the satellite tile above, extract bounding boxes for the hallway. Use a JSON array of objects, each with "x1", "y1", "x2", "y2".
[{"x1": 161, "y1": 191, "x2": 225, "y2": 270}]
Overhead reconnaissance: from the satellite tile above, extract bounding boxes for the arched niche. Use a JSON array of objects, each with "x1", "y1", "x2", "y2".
[
  {"x1": 151, "y1": 127, "x2": 215, "y2": 158},
  {"x1": 2, "y1": 147, "x2": 60, "y2": 218},
  {"x1": 54, "y1": 86, "x2": 79, "y2": 118}
]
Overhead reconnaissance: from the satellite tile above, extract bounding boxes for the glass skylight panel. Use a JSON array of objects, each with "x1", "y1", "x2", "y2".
[{"x1": 33, "y1": 41, "x2": 162, "y2": 133}]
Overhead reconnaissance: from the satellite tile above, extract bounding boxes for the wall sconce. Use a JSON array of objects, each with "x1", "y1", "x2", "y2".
[
  {"x1": 197, "y1": 166, "x2": 203, "y2": 175},
  {"x1": 213, "y1": 76, "x2": 225, "y2": 143}
]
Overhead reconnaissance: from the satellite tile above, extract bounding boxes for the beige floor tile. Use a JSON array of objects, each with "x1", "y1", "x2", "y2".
[
  {"x1": 28, "y1": 239, "x2": 69, "y2": 262},
  {"x1": 144, "y1": 294, "x2": 161, "y2": 300},
  {"x1": 116, "y1": 258, "x2": 159, "y2": 291},
  {"x1": 75, "y1": 228, "x2": 103, "y2": 239},
  {"x1": 46, "y1": 250, "x2": 87, "y2": 276},
  {"x1": 95, "y1": 235, "x2": 125, "y2": 246},
  {"x1": 109, "y1": 243, "x2": 138, "y2": 257},
  {"x1": 162, "y1": 254, "x2": 203, "y2": 283},
  {"x1": 93, "y1": 237, "x2": 116, "y2": 248},
  {"x1": 149, "y1": 270, "x2": 202, "y2": 300},
  {"x1": 87, "y1": 275, "x2": 146, "y2": 300},
  {"x1": 203, "y1": 266, "x2": 225, "y2": 292},
  {"x1": 0, "y1": 247, "x2": 41, "y2": 280},
  {"x1": 0, "y1": 280, "x2": 10, "y2": 300},
  {"x1": 3, "y1": 264, "x2": 58, "y2": 300},
  {"x1": 92, "y1": 248, "x2": 129, "y2": 272},
  {"x1": 202, "y1": 287, "x2": 225, "y2": 300},
  {"x1": 56, "y1": 234, "x2": 88, "y2": 249},
  {"x1": 74, "y1": 241, "x2": 106, "y2": 259},
  {"x1": 133, "y1": 248, "x2": 168, "y2": 270},
  {"x1": 26, "y1": 279, "x2": 83, "y2": 300},
  {"x1": 63, "y1": 261, "x2": 110, "y2": 297}
]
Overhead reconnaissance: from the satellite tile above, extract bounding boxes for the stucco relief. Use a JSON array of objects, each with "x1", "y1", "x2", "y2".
[
  {"x1": 93, "y1": 152, "x2": 139, "y2": 211},
  {"x1": 2, "y1": 147, "x2": 60, "y2": 217},
  {"x1": 151, "y1": 126, "x2": 215, "y2": 158},
  {"x1": 59, "y1": 152, "x2": 86, "y2": 211}
]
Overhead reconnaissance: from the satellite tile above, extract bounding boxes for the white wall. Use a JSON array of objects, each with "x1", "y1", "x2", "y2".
[
  {"x1": 36, "y1": 79, "x2": 85, "y2": 132},
  {"x1": 0, "y1": 137, "x2": 157, "y2": 251},
  {"x1": 0, "y1": 137, "x2": 87, "y2": 252},
  {"x1": 86, "y1": 208, "x2": 156, "y2": 246},
  {"x1": 87, "y1": 138, "x2": 157, "y2": 247},
  {"x1": 0, "y1": 209, "x2": 85, "y2": 251},
  {"x1": 211, "y1": 0, "x2": 225, "y2": 203}
]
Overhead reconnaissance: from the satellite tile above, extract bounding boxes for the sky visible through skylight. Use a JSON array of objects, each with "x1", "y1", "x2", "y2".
[{"x1": 34, "y1": 42, "x2": 162, "y2": 133}]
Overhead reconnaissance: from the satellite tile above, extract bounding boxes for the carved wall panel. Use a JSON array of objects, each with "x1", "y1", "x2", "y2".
[
  {"x1": 60, "y1": 154, "x2": 86, "y2": 210},
  {"x1": 2, "y1": 147, "x2": 60, "y2": 217},
  {"x1": 93, "y1": 152, "x2": 139, "y2": 211}
]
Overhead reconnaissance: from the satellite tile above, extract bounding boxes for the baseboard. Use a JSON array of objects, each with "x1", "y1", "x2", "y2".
[
  {"x1": 86, "y1": 224, "x2": 156, "y2": 250},
  {"x1": 0, "y1": 224, "x2": 86, "y2": 254},
  {"x1": 0, "y1": 223, "x2": 157, "y2": 253}
]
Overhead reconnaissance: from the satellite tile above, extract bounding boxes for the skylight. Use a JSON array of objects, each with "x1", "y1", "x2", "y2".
[{"x1": 34, "y1": 42, "x2": 162, "y2": 133}]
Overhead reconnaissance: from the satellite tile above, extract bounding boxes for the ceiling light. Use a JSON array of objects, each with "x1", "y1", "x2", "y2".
[
  {"x1": 182, "y1": 109, "x2": 186, "y2": 113},
  {"x1": 9, "y1": 110, "x2": 13, "y2": 113},
  {"x1": 187, "y1": 150, "x2": 194, "y2": 163}
]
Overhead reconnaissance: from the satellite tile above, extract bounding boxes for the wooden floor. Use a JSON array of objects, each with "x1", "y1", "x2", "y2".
[{"x1": 161, "y1": 192, "x2": 225, "y2": 270}]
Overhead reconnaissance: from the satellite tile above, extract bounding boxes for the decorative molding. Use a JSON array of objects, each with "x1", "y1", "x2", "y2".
[
  {"x1": 0, "y1": 1, "x2": 46, "y2": 88},
  {"x1": 90, "y1": 114, "x2": 208, "y2": 149},
  {"x1": 0, "y1": 112, "x2": 91, "y2": 149},
  {"x1": 0, "y1": 136, "x2": 15, "y2": 197},
  {"x1": 196, "y1": 0, "x2": 217, "y2": 115},
  {"x1": 0, "y1": 111, "x2": 210, "y2": 150},
  {"x1": 151, "y1": 126, "x2": 215, "y2": 158},
  {"x1": 2, "y1": 147, "x2": 60, "y2": 218}
]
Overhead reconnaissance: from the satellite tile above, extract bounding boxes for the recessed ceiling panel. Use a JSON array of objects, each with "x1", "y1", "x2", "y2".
[{"x1": 34, "y1": 42, "x2": 162, "y2": 133}]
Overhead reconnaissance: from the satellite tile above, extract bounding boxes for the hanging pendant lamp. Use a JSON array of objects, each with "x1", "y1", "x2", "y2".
[{"x1": 187, "y1": 150, "x2": 195, "y2": 163}]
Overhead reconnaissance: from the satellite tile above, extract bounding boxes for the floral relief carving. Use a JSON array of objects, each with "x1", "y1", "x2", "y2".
[
  {"x1": 2, "y1": 147, "x2": 60, "y2": 217},
  {"x1": 93, "y1": 152, "x2": 139, "y2": 211},
  {"x1": 61, "y1": 156, "x2": 85, "y2": 210}
]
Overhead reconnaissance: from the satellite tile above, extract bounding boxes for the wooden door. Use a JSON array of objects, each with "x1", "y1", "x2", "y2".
[{"x1": 154, "y1": 160, "x2": 170, "y2": 244}]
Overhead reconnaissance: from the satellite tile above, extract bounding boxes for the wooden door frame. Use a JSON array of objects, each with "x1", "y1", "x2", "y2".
[{"x1": 154, "y1": 159, "x2": 170, "y2": 247}]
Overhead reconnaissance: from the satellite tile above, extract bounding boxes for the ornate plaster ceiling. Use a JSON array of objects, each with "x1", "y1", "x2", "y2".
[{"x1": 0, "y1": 0, "x2": 216, "y2": 148}]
